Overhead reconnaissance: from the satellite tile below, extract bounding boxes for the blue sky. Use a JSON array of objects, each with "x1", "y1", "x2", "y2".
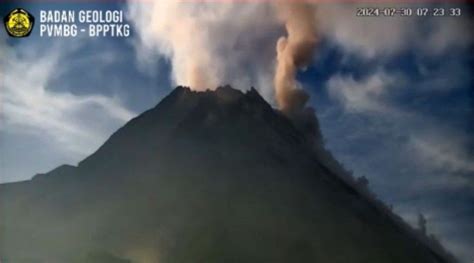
[{"x1": 0, "y1": 2, "x2": 473, "y2": 262}]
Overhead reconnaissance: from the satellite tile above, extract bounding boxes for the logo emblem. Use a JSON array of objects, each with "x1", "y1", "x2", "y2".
[{"x1": 4, "y1": 8, "x2": 35, "y2": 38}]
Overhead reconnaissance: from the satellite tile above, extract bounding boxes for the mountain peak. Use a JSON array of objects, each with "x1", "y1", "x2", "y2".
[
  {"x1": 0, "y1": 85, "x2": 457, "y2": 263},
  {"x1": 78, "y1": 85, "x2": 306, "y2": 169},
  {"x1": 170, "y1": 85, "x2": 266, "y2": 105}
]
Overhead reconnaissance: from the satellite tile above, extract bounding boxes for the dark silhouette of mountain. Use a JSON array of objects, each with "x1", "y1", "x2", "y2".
[{"x1": 0, "y1": 86, "x2": 456, "y2": 263}]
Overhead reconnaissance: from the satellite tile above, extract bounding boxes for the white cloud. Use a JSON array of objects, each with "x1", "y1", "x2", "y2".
[
  {"x1": 420, "y1": 16, "x2": 473, "y2": 56},
  {"x1": 326, "y1": 70, "x2": 398, "y2": 113},
  {"x1": 317, "y1": 4, "x2": 473, "y2": 58},
  {"x1": 317, "y1": 4, "x2": 415, "y2": 58},
  {"x1": 411, "y1": 135, "x2": 474, "y2": 175},
  {"x1": 327, "y1": 69, "x2": 473, "y2": 179},
  {"x1": 0, "y1": 41, "x2": 135, "y2": 157}
]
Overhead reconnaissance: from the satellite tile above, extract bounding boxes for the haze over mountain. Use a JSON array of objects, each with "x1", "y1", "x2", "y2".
[{"x1": 0, "y1": 86, "x2": 456, "y2": 263}]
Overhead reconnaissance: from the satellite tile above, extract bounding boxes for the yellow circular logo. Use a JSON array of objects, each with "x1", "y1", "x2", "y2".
[{"x1": 4, "y1": 8, "x2": 35, "y2": 38}]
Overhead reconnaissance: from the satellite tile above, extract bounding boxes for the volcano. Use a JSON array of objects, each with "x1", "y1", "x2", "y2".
[{"x1": 0, "y1": 86, "x2": 456, "y2": 263}]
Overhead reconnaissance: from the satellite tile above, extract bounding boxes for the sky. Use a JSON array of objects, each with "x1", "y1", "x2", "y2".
[{"x1": 0, "y1": 1, "x2": 473, "y2": 262}]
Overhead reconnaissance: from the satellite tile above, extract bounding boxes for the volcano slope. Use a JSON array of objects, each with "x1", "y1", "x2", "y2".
[{"x1": 0, "y1": 86, "x2": 456, "y2": 263}]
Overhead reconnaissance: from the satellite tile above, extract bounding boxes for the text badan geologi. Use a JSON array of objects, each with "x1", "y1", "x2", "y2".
[{"x1": 39, "y1": 10, "x2": 130, "y2": 37}]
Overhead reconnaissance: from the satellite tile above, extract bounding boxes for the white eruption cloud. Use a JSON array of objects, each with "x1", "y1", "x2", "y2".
[
  {"x1": 128, "y1": 2, "x2": 276, "y2": 92},
  {"x1": 127, "y1": 0, "x2": 318, "y2": 112}
]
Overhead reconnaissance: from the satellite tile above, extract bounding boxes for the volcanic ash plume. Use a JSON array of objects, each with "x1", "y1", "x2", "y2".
[
  {"x1": 127, "y1": 1, "x2": 280, "y2": 92},
  {"x1": 128, "y1": 0, "x2": 319, "y2": 117},
  {"x1": 272, "y1": 2, "x2": 322, "y2": 145},
  {"x1": 274, "y1": 2, "x2": 318, "y2": 114},
  {"x1": 129, "y1": 1, "x2": 219, "y2": 91}
]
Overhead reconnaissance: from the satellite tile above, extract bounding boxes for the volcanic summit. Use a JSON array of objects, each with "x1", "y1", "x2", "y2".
[{"x1": 0, "y1": 86, "x2": 456, "y2": 263}]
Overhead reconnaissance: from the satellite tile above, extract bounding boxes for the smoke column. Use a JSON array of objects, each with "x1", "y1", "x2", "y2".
[
  {"x1": 128, "y1": 1, "x2": 319, "y2": 112},
  {"x1": 127, "y1": 1, "x2": 220, "y2": 91},
  {"x1": 127, "y1": 1, "x2": 280, "y2": 93},
  {"x1": 274, "y1": 2, "x2": 318, "y2": 114}
]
